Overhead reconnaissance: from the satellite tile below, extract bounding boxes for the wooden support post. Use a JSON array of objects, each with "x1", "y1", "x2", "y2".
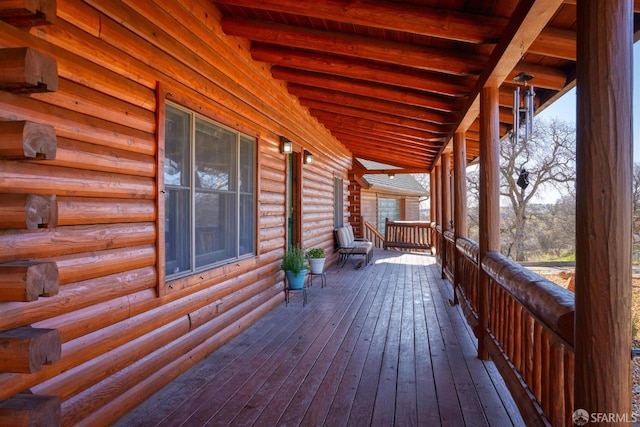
[
  {"x1": 0, "y1": 394, "x2": 61, "y2": 427},
  {"x1": 0, "y1": 121, "x2": 57, "y2": 159},
  {"x1": 429, "y1": 169, "x2": 437, "y2": 255},
  {"x1": 575, "y1": 0, "x2": 633, "y2": 421},
  {"x1": 452, "y1": 132, "x2": 468, "y2": 305},
  {"x1": 0, "y1": 194, "x2": 57, "y2": 229},
  {"x1": 434, "y1": 163, "x2": 441, "y2": 260},
  {"x1": 453, "y1": 132, "x2": 468, "y2": 238},
  {"x1": 0, "y1": 327, "x2": 61, "y2": 373},
  {"x1": 0, "y1": 262, "x2": 59, "y2": 301},
  {"x1": 0, "y1": 47, "x2": 58, "y2": 93},
  {"x1": 478, "y1": 86, "x2": 500, "y2": 360},
  {"x1": 441, "y1": 152, "x2": 451, "y2": 279}
]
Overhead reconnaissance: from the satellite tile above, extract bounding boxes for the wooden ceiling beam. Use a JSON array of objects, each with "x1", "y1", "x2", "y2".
[
  {"x1": 453, "y1": 0, "x2": 565, "y2": 144},
  {"x1": 288, "y1": 84, "x2": 454, "y2": 125},
  {"x1": 304, "y1": 102, "x2": 447, "y2": 135},
  {"x1": 273, "y1": 68, "x2": 463, "y2": 113},
  {"x1": 335, "y1": 135, "x2": 434, "y2": 168},
  {"x1": 213, "y1": 0, "x2": 505, "y2": 44},
  {"x1": 310, "y1": 110, "x2": 444, "y2": 143},
  {"x1": 221, "y1": 17, "x2": 486, "y2": 76},
  {"x1": 323, "y1": 122, "x2": 443, "y2": 152},
  {"x1": 529, "y1": 27, "x2": 576, "y2": 60},
  {"x1": 251, "y1": 45, "x2": 475, "y2": 97},
  {"x1": 215, "y1": 0, "x2": 577, "y2": 61}
]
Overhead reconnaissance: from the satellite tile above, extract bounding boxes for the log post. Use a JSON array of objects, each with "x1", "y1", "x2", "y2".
[
  {"x1": 0, "y1": 394, "x2": 61, "y2": 427},
  {"x1": 0, "y1": 47, "x2": 58, "y2": 93},
  {"x1": 429, "y1": 169, "x2": 437, "y2": 255},
  {"x1": 452, "y1": 131, "x2": 468, "y2": 305},
  {"x1": 441, "y1": 152, "x2": 451, "y2": 279},
  {"x1": 0, "y1": 194, "x2": 57, "y2": 229},
  {"x1": 434, "y1": 162, "x2": 441, "y2": 259},
  {"x1": 0, "y1": 262, "x2": 59, "y2": 301},
  {"x1": 478, "y1": 86, "x2": 500, "y2": 360},
  {"x1": 575, "y1": 0, "x2": 632, "y2": 422},
  {"x1": 0, "y1": 327, "x2": 61, "y2": 373},
  {"x1": 0, "y1": 0, "x2": 57, "y2": 27},
  {"x1": 0, "y1": 121, "x2": 57, "y2": 159}
]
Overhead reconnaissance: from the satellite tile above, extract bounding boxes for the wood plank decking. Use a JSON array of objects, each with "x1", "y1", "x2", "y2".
[{"x1": 116, "y1": 250, "x2": 524, "y2": 426}]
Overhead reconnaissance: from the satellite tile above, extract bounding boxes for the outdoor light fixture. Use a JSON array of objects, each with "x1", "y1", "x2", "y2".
[
  {"x1": 388, "y1": 173, "x2": 395, "y2": 180},
  {"x1": 513, "y1": 71, "x2": 535, "y2": 142},
  {"x1": 280, "y1": 136, "x2": 293, "y2": 154},
  {"x1": 303, "y1": 150, "x2": 314, "y2": 164}
]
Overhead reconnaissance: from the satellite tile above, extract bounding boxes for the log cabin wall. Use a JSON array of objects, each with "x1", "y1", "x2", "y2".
[{"x1": 0, "y1": 1, "x2": 351, "y2": 425}]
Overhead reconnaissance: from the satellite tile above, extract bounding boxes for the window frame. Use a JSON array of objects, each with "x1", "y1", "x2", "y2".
[{"x1": 160, "y1": 98, "x2": 257, "y2": 291}]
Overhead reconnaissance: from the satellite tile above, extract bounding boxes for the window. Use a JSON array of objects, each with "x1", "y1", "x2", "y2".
[
  {"x1": 334, "y1": 177, "x2": 343, "y2": 228},
  {"x1": 164, "y1": 104, "x2": 255, "y2": 278},
  {"x1": 378, "y1": 197, "x2": 401, "y2": 234}
]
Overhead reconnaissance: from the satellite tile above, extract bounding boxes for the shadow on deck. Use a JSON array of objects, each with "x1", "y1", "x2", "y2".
[{"x1": 116, "y1": 249, "x2": 523, "y2": 426}]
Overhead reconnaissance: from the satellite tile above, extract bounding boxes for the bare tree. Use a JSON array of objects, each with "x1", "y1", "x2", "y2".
[
  {"x1": 500, "y1": 118, "x2": 575, "y2": 261},
  {"x1": 466, "y1": 118, "x2": 575, "y2": 261},
  {"x1": 633, "y1": 163, "x2": 640, "y2": 261}
]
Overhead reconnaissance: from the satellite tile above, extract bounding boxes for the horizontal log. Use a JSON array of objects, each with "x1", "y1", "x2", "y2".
[
  {"x1": 0, "y1": 121, "x2": 56, "y2": 160},
  {"x1": 0, "y1": 90, "x2": 155, "y2": 156},
  {"x1": 0, "y1": 261, "x2": 58, "y2": 302},
  {"x1": 56, "y1": 289, "x2": 281, "y2": 425},
  {"x1": 0, "y1": 161, "x2": 155, "y2": 200},
  {"x1": 0, "y1": 194, "x2": 57, "y2": 229},
  {"x1": 0, "y1": 394, "x2": 60, "y2": 427},
  {"x1": 0, "y1": 47, "x2": 57, "y2": 92},
  {"x1": 0, "y1": 267, "x2": 157, "y2": 338},
  {"x1": 481, "y1": 251, "x2": 575, "y2": 346},
  {"x1": 33, "y1": 137, "x2": 155, "y2": 178},
  {"x1": 45, "y1": 244, "x2": 156, "y2": 285},
  {"x1": 55, "y1": 197, "x2": 155, "y2": 226},
  {"x1": 0, "y1": 327, "x2": 61, "y2": 374},
  {"x1": 0, "y1": 223, "x2": 156, "y2": 264},
  {"x1": 455, "y1": 236, "x2": 479, "y2": 264}
]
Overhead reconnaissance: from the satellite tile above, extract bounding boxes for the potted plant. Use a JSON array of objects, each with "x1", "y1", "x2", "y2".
[
  {"x1": 306, "y1": 247, "x2": 326, "y2": 274},
  {"x1": 281, "y1": 245, "x2": 308, "y2": 289}
]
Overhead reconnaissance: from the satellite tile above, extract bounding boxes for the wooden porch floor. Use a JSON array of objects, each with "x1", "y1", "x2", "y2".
[{"x1": 116, "y1": 250, "x2": 524, "y2": 426}]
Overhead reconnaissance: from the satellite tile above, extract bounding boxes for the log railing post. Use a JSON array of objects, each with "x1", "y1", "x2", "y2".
[
  {"x1": 575, "y1": 0, "x2": 633, "y2": 421},
  {"x1": 478, "y1": 86, "x2": 500, "y2": 360}
]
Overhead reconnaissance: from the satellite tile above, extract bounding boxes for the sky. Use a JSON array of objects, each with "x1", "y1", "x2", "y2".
[{"x1": 536, "y1": 42, "x2": 640, "y2": 161}]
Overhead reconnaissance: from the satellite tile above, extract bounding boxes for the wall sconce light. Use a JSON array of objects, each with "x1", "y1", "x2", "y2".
[
  {"x1": 280, "y1": 136, "x2": 293, "y2": 154},
  {"x1": 303, "y1": 150, "x2": 314, "y2": 164},
  {"x1": 388, "y1": 173, "x2": 395, "y2": 180}
]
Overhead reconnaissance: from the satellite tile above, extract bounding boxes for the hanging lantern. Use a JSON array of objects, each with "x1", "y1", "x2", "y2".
[{"x1": 512, "y1": 71, "x2": 535, "y2": 142}]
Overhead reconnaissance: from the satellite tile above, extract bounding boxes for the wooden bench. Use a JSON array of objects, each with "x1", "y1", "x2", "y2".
[{"x1": 335, "y1": 225, "x2": 373, "y2": 268}]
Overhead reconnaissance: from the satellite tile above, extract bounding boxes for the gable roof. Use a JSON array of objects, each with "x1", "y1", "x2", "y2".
[{"x1": 359, "y1": 159, "x2": 428, "y2": 197}]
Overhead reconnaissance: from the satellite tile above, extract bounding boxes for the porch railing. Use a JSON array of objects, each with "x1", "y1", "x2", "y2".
[
  {"x1": 443, "y1": 230, "x2": 455, "y2": 282},
  {"x1": 362, "y1": 221, "x2": 384, "y2": 248},
  {"x1": 383, "y1": 219, "x2": 431, "y2": 251},
  {"x1": 450, "y1": 240, "x2": 575, "y2": 426}
]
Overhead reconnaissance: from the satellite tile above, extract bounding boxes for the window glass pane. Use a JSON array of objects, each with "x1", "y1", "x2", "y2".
[
  {"x1": 195, "y1": 119, "x2": 235, "y2": 191},
  {"x1": 334, "y1": 177, "x2": 343, "y2": 228},
  {"x1": 240, "y1": 136, "x2": 255, "y2": 193},
  {"x1": 165, "y1": 107, "x2": 190, "y2": 187},
  {"x1": 165, "y1": 188, "x2": 191, "y2": 275},
  {"x1": 378, "y1": 198, "x2": 400, "y2": 234},
  {"x1": 239, "y1": 194, "x2": 254, "y2": 256},
  {"x1": 195, "y1": 192, "x2": 236, "y2": 267}
]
